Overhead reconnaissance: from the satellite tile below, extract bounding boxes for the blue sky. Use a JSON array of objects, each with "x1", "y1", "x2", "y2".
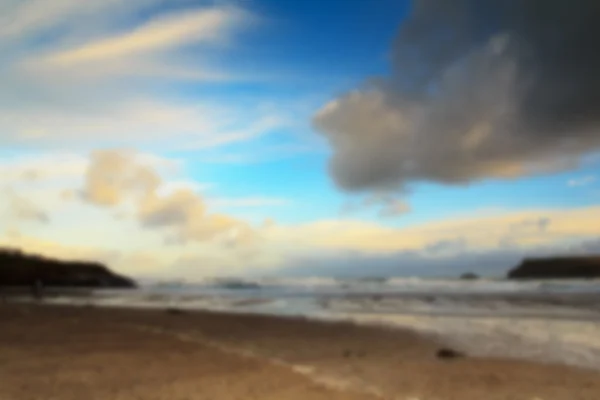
[{"x1": 1, "y1": 0, "x2": 599, "y2": 278}]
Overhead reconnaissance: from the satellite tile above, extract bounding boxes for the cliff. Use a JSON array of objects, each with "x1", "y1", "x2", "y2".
[
  {"x1": 0, "y1": 248, "x2": 135, "y2": 288},
  {"x1": 508, "y1": 256, "x2": 600, "y2": 279}
]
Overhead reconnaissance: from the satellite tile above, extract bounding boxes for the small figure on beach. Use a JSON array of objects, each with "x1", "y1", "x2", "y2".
[{"x1": 32, "y1": 279, "x2": 44, "y2": 302}]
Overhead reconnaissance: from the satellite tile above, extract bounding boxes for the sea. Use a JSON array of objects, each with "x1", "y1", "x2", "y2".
[{"x1": 11, "y1": 276, "x2": 600, "y2": 370}]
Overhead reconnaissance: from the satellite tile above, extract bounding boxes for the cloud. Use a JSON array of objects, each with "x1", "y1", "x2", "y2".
[
  {"x1": 1, "y1": 95, "x2": 287, "y2": 149},
  {"x1": 568, "y1": 176, "x2": 596, "y2": 187},
  {"x1": 276, "y1": 244, "x2": 583, "y2": 278},
  {"x1": 341, "y1": 193, "x2": 411, "y2": 218},
  {"x1": 139, "y1": 191, "x2": 257, "y2": 245},
  {"x1": 0, "y1": 233, "x2": 119, "y2": 265},
  {"x1": 38, "y1": 6, "x2": 246, "y2": 67},
  {"x1": 0, "y1": 152, "x2": 93, "y2": 226},
  {"x1": 4, "y1": 190, "x2": 49, "y2": 223},
  {"x1": 371, "y1": 195, "x2": 411, "y2": 218},
  {"x1": 83, "y1": 149, "x2": 160, "y2": 206},
  {"x1": 83, "y1": 149, "x2": 257, "y2": 245},
  {"x1": 264, "y1": 206, "x2": 600, "y2": 257},
  {"x1": 313, "y1": 0, "x2": 600, "y2": 192},
  {"x1": 0, "y1": 0, "x2": 151, "y2": 39},
  {"x1": 139, "y1": 188, "x2": 205, "y2": 228},
  {"x1": 259, "y1": 206, "x2": 600, "y2": 277},
  {"x1": 3, "y1": 149, "x2": 600, "y2": 278},
  {"x1": 0, "y1": 1, "x2": 292, "y2": 151},
  {"x1": 0, "y1": 153, "x2": 87, "y2": 185}
]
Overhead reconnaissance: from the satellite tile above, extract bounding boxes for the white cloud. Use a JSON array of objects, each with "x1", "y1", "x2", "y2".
[
  {"x1": 1, "y1": 190, "x2": 49, "y2": 223},
  {"x1": 263, "y1": 207, "x2": 600, "y2": 257},
  {"x1": 568, "y1": 176, "x2": 596, "y2": 187},
  {"x1": 0, "y1": 0, "x2": 144, "y2": 39},
  {"x1": 1, "y1": 96, "x2": 288, "y2": 149},
  {"x1": 82, "y1": 149, "x2": 161, "y2": 206},
  {"x1": 0, "y1": 233, "x2": 120, "y2": 265},
  {"x1": 39, "y1": 7, "x2": 245, "y2": 66},
  {"x1": 82, "y1": 149, "x2": 258, "y2": 245},
  {"x1": 0, "y1": 1, "x2": 290, "y2": 151},
  {"x1": 0, "y1": 152, "x2": 87, "y2": 185},
  {"x1": 3, "y1": 151, "x2": 600, "y2": 278}
]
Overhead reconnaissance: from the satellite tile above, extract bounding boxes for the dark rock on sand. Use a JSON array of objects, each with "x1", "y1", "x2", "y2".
[
  {"x1": 436, "y1": 348, "x2": 465, "y2": 360},
  {"x1": 508, "y1": 256, "x2": 600, "y2": 279},
  {"x1": 0, "y1": 248, "x2": 135, "y2": 288},
  {"x1": 343, "y1": 349, "x2": 366, "y2": 358}
]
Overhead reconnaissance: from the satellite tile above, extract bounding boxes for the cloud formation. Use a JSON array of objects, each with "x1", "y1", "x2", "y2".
[
  {"x1": 314, "y1": 0, "x2": 600, "y2": 192},
  {"x1": 83, "y1": 150, "x2": 160, "y2": 206},
  {"x1": 0, "y1": 0, "x2": 290, "y2": 150},
  {"x1": 265, "y1": 206, "x2": 600, "y2": 257},
  {"x1": 0, "y1": 153, "x2": 87, "y2": 185},
  {"x1": 0, "y1": 0, "x2": 148, "y2": 39},
  {"x1": 2, "y1": 148, "x2": 600, "y2": 279},
  {"x1": 41, "y1": 7, "x2": 244, "y2": 67},
  {"x1": 83, "y1": 149, "x2": 256, "y2": 245}
]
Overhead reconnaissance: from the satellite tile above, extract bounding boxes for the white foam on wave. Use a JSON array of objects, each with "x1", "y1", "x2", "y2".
[{"x1": 317, "y1": 308, "x2": 600, "y2": 370}]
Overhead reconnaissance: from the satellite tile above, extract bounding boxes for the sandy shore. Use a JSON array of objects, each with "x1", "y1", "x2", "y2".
[{"x1": 1, "y1": 304, "x2": 600, "y2": 400}]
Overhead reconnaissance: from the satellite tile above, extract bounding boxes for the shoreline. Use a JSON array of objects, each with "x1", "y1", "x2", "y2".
[
  {"x1": 6, "y1": 288, "x2": 600, "y2": 371},
  {"x1": 2, "y1": 303, "x2": 600, "y2": 399}
]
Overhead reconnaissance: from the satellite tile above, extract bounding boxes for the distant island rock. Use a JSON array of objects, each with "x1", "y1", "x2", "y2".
[
  {"x1": 508, "y1": 256, "x2": 600, "y2": 280},
  {"x1": 460, "y1": 272, "x2": 479, "y2": 280},
  {"x1": 0, "y1": 248, "x2": 135, "y2": 288}
]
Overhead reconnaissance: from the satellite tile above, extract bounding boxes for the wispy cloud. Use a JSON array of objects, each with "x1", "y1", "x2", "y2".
[
  {"x1": 0, "y1": 0, "x2": 146, "y2": 39},
  {"x1": 38, "y1": 6, "x2": 246, "y2": 66},
  {"x1": 0, "y1": 0, "x2": 291, "y2": 151},
  {"x1": 4, "y1": 189, "x2": 49, "y2": 223},
  {"x1": 340, "y1": 193, "x2": 411, "y2": 219},
  {"x1": 2, "y1": 99, "x2": 286, "y2": 149},
  {"x1": 568, "y1": 175, "x2": 596, "y2": 187},
  {"x1": 265, "y1": 206, "x2": 600, "y2": 256},
  {"x1": 0, "y1": 153, "x2": 87, "y2": 185}
]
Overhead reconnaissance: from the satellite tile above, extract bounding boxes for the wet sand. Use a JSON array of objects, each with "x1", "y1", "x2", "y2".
[{"x1": 1, "y1": 303, "x2": 600, "y2": 400}]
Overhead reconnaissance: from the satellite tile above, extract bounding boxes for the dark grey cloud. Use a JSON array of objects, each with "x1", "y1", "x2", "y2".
[{"x1": 314, "y1": 0, "x2": 600, "y2": 192}]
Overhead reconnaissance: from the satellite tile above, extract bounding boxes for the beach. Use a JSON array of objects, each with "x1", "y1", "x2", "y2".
[{"x1": 2, "y1": 303, "x2": 600, "y2": 400}]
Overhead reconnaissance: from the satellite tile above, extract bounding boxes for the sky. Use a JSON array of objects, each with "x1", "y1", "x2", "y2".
[{"x1": 1, "y1": 0, "x2": 600, "y2": 279}]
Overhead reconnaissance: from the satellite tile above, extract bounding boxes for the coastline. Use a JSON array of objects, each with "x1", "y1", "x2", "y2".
[
  {"x1": 6, "y1": 283, "x2": 600, "y2": 371},
  {"x1": 2, "y1": 303, "x2": 600, "y2": 400}
]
